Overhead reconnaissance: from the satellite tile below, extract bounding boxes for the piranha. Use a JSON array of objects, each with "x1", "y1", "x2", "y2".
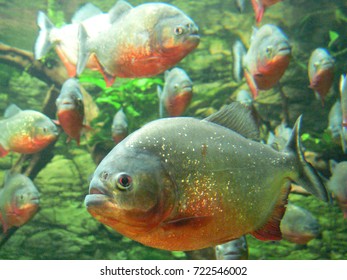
[
  {"x1": 232, "y1": 40, "x2": 246, "y2": 83},
  {"x1": 308, "y1": 48, "x2": 334, "y2": 106},
  {"x1": 236, "y1": 90, "x2": 253, "y2": 108},
  {"x1": 185, "y1": 247, "x2": 217, "y2": 260},
  {"x1": 280, "y1": 203, "x2": 320, "y2": 244},
  {"x1": 235, "y1": 0, "x2": 246, "y2": 13},
  {"x1": 85, "y1": 102, "x2": 328, "y2": 251},
  {"x1": 327, "y1": 100, "x2": 342, "y2": 140},
  {"x1": 0, "y1": 104, "x2": 58, "y2": 157},
  {"x1": 157, "y1": 67, "x2": 193, "y2": 118},
  {"x1": 55, "y1": 78, "x2": 87, "y2": 145},
  {"x1": 251, "y1": 0, "x2": 282, "y2": 23},
  {"x1": 328, "y1": 160, "x2": 347, "y2": 219},
  {"x1": 0, "y1": 171, "x2": 40, "y2": 233},
  {"x1": 243, "y1": 24, "x2": 291, "y2": 98},
  {"x1": 339, "y1": 74, "x2": 347, "y2": 152},
  {"x1": 215, "y1": 236, "x2": 248, "y2": 260},
  {"x1": 111, "y1": 108, "x2": 128, "y2": 144},
  {"x1": 34, "y1": 2, "x2": 119, "y2": 76},
  {"x1": 77, "y1": 1, "x2": 200, "y2": 87}
]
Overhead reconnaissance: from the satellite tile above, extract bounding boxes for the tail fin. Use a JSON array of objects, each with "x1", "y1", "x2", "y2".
[
  {"x1": 285, "y1": 115, "x2": 329, "y2": 202},
  {"x1": 77, "y1": 24, "x2": 89, "y2": 76},
  {"x1": 34, "y1": 11, "x2": 54, "y2": 60}
]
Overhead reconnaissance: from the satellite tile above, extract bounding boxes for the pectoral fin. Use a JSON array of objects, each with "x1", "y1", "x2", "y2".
[
  {"x1": 90, "y1": 53, "x2": 116, "y2": 87},
  {"x1": 244, "y1": 69, "x2": 259, "y2": 98}
]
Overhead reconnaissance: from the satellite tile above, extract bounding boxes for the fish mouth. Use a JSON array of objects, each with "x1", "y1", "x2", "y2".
[
  {"x1": 30, "y1": 197, "x2": 40, "y2": 204},
  {"x1": 181, "y1": 85, "x2": 193, "y2": 92},
  {"x1": 85, "y1": 184, "x2": 112, "y2": 206},
  {"x1": 278, "y1": 46, "x2": 291, "y2": 55}
]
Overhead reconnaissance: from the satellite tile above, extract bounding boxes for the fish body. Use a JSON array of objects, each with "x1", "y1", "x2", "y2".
[
  {"x1": 236, "y1": 90, "x2": 253, "y2": 108},
  {"x1": 158, "y1": 67, "x2": 193, "y2": 118},
  {"x1": 111, "y1": 108, "x2": 128, "y2": 144},
  {"x1": 328, "y1": 100, "x2": 342, "y2": 140},
  {"x1": 215, "y1": 236, "x2": 248, "y2": 260},
  {"x1": 232, "y1": 40, "x2": 246, "y2": 83},
  {"x1": 35, "y1": 3, "x2": 113, "y2": 76},
  {"x1": 85, "y1": 103, "x2": 328, "y2": 251},
  {"x1": 339, "y1": 75, "x2": 347, "y2": 152},
  {"x1": 77, "y1": 2, "x2": 200, "y2": 87},
  {"x1": 56, "y1": 78, "x2": 85, "y2": 145},
  {"x1": 251, "y1": 0, "x2": 282, "y2": 23},
  {"x1": 243, "y1": 24, "x2": 291, "y2": 98},
  {"x1": 235, "y1": 0, "x2": 246, "y2": 13},
  {"x1": 267, "y1": 123, "x2": 292, "y2": 151},
  {"x1": 0, "y1": 172, "x2": 40, "y2": 233},
  {"x1": 328, "y1": 160, "x2": 347, "y2": 218},
  {"x1": 308, "y1": 48, "x2": 334, "y2": 106},
  {"x1": 280, "y1": 203, "x2": 320, "y2": 244},
  {"x1": 0, "y1": 105, "x2": 58, "y2": 157}
]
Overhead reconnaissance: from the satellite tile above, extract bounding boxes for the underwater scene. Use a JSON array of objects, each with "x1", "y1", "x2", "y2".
[{"x1": 0, "y1": 0, "x2": 347, "y2": 260}]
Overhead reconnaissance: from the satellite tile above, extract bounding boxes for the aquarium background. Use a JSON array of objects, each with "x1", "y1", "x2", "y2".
[{"x1": 0, "y1": 0, "x2": 347, "y2": 260}]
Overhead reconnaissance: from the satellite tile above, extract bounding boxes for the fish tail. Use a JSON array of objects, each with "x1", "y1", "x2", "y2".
[
  {"x1": 77, "y1": 24, "x2": 89, "y2": 76},
  {"x1": 341, "y1": 127, "x2": 347, "y2": 154},
  {"x1": 34, "y1": 11, "x2": 55, "y2": 60},
  {"x1": 285, "y1": 115, "x2": 329, "y2": 202}
]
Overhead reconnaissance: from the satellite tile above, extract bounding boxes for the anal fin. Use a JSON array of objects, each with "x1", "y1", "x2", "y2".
[
  {"x1": 91, "y1": 53, "x2": 116, "y2": 87},
  {"x1": 251, "y1": 184, "x2": 290, "y2": 241},
  {"x1": 55, "y1": 46, "x2": 77, "y2": 77}
]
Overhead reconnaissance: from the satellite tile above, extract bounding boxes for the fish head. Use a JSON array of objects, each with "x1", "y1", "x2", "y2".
[
  {"x1": 215, "y1": 236, "x2": 248, "y2": 260},
  {"x1": 152, "y1": 7, "x2": 200, "y2": 57},
  {"x1": 166, "y1": 68, "x2": 193, "y2": 96},
  {"x1": 14, "y1": 187, "x2": 40, "y2": 210},
  {"x1": 32, "y1": 116, "x2": 59, "y2": 148},
  {"x1": 56, "y1": 78, "x2": 84, "y2": 112},
  {"x1": 85, "y1": 142, "x2": 176, "y2": 235},
  {"x1": 8, "y1": 187, "x2": 40, "y2": 226},
  {"x1": 259, "y1": 36, "x2": 291, "y2": 71}
]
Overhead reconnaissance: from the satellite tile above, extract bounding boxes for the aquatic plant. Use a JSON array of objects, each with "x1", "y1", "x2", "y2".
[{"x1": 79, "y1": 73, "x2": 163, "y2": 146}]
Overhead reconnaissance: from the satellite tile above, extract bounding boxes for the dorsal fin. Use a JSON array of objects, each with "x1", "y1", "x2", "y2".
[
  {"x1": 4, "y1": 104, "x2": 22, "y2": 118},
  {"x1": 71, "y1": 3, "x2": 103, "y2": 24},
  {"x1": 251, "y1": 183, "x2": 290, "y2": 241},
  {"x1": 204, "y1": 102, "x2": 259, "y2": 140},
  {"x1": 108, "y1": 0, "x2": 133, "y2": 23}
]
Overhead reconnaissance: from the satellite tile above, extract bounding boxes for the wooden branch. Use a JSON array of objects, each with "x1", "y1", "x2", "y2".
[{"x1": 0, "y1": 42, "x2": 68, "y2": 86}]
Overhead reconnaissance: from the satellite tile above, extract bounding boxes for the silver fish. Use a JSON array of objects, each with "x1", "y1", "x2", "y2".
[
  {"x1": 157, "y1": 67, "x2": 193, "y2": 118},
  {"x1": 232, "y1": 40, "x2": 246, "y2": 83},
  {"x1": 85, "y1": 103, "x2": 328, "y2": 251},
  {"x1": 215, "y1": 236, "x2": 248, "y2": 260}
]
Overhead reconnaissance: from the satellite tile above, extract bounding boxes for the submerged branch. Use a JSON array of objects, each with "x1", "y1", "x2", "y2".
[{"x1": 0, "y1": 42, "x2": 67, "y2": 86}]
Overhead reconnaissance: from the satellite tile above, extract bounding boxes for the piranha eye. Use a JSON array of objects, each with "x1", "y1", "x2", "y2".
[
  {"x1": 174, "y1": 26, "x2": 184, "y2": 35},
  {"x1": 116, "y1": 173, "x2": 133, "y2": 191}
]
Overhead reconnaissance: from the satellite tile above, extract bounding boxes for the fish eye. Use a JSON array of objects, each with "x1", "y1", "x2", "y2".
[
  {"x1": 42, "y1": 127, "x2": 48, "y2": 133},
  {"x1": 266, "y1": 46, "x2": 273, "y2": 55},
  {"x1": 174, "y1": 26, "x2": 184, "y2": 35},
  {"x1": 116, "y1": 173, "x2": 133, "y2": 191}
]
